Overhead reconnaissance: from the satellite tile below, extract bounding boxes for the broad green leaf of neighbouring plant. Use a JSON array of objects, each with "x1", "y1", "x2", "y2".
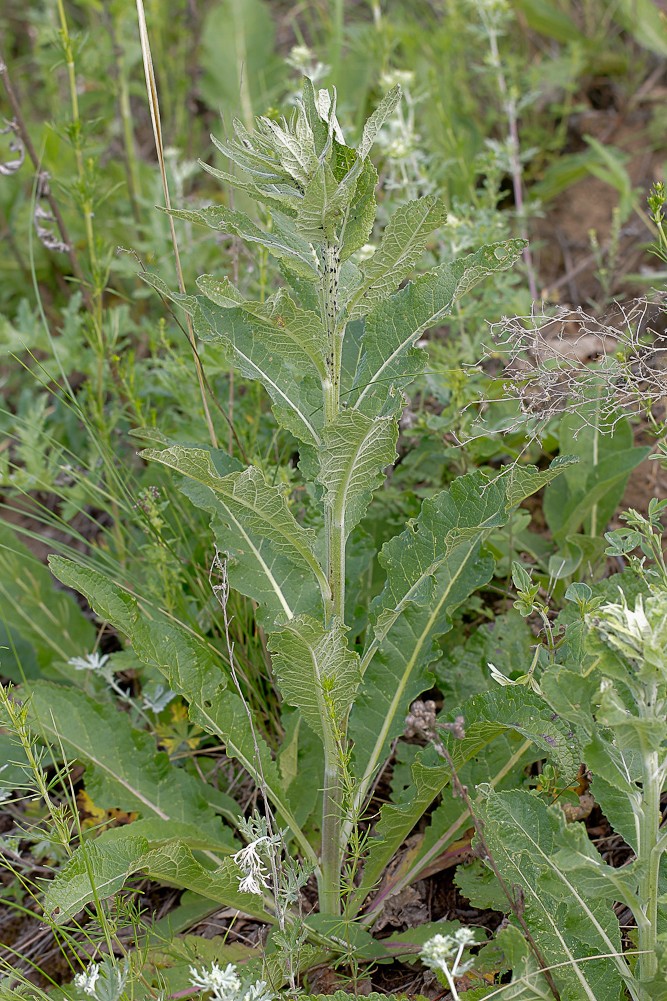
[
  {"x1": 42, "y1": 830, "x2": 271, "y2": 925},
  {"x1": 473, "y1": 789, "x2": 628, "y2": 1000},
  {"x1": 0, "y1": 523, "x2": 94, "y2": 669},
  {"x1": 27, "y1": 681, "x2": 238, "y2": 849}
]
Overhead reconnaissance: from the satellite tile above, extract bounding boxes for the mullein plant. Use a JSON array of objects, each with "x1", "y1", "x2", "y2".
[{"x1": 35, "y1": 81, "x2": 576, "y2": 977}]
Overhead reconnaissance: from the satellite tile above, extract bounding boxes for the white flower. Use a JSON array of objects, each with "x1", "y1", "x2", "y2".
[
  {"x1": 241, "y1": 980, "x2": 275, "y2": 1001},
  {"x1": 68, "y1": 652, "x2": 110, "y2": 672},
  {"x1": 421, "y1": 930, "x2": 475, "y2": 977},
  {"x1": 238, "y1": 871, "x2": 265, "y2": 896},
  {"x1": 189, "y1": 963, "x2": 241, "y2": 998},
  {"x1": 232, "y1": 835, "x2": 280, "y2": 896},
  {"x1": 74, "y1": 963, "x2": 100, "y2": 997}
]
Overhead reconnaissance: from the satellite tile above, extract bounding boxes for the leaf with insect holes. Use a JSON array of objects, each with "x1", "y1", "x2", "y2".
[
  {"x1": 141, "y1": 448, "x2": 328, "y2": 621},
  {"x1": 164, "y1": 205, "x2": 319, "y2": 279},
  {"x1": 350, "y1": 240, "x2": 527, "y2": 418}
]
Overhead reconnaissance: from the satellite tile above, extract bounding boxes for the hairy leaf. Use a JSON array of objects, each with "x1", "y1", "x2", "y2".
[
  {"x1": 165, "y1": 205, "x2": 319, "y2": 278},
  {"x1": 317, "y1": 410, "x2": 398, "y2": 546},
  {"x1": 347, "y1": 195, "x2": 447, "y2": 319},
  {"x1": 351, "y1": 240, "x2": 526, "y2": 417},
  {"x1": 193, "y1": 298, "x2": 323, "y2": 448},
  {"x1": 142, "y1": 447, "x2": 328, "y2": 621},
  {"x1": 269, "y1": 616, "x2": 361, "y2": 743}
]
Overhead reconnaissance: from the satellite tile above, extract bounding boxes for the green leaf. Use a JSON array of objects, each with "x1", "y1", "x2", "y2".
[
  {"x1": 42, "y1": 830, "x2": 270, "y2": 924},
  {"x1": 544, "y1": 411, "x2": 649, "y2": 542},
  {"x1": 347, "y1": 196, "x2": 447, "y2": 319},
  {"x1": 193, "y1": 298, "x2": 323, "y2": 448},
  {"x1": 196, "y1": 278, "x2": 328, "y2": 380},
  {"x1": 47, "y1": 559, "x2": 313, "y2": 863},
  {"x1": 317, "y1": 410, "x2": 398, "y2": 546},
  {"x1": 268, "y1": 616, "x2": 360, "y2": 743},
  {"x1": 165, "y1": 205, "x2": 319, "y2": 278},
  {"x1": 351, "y1": 240, "x2": 527, "y2": 417},
  {"x1": 357, "y1": 85, "x2": 401, "y2": 160},
  {"x1": 142, "y1": 448, "x2": 328, "y2": 621},
  {"x1": 0, "y1": 523, "x2": 95, "y2": 667},
  {"x1": 477, "y1": 789, "x2": 628, "y2": 1000},
  {"x1": 27, "y1": 681, "x2": 237, "y2": 848}
]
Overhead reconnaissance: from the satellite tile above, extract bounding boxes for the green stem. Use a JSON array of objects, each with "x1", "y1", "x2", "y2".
[
  {"x1": 636, "y1": 743, "x2": 662, "y2": 992},
  {"x1": 319, "y1": 240, "x2": 344, "y2": 915}
]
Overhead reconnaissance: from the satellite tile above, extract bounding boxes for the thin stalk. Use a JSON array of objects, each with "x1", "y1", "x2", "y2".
[
  {"x1": 135, "y1": 0, "x2": 218, "y2": 449},
  {"x1": 0, "y1": 51, "x2": 84, "y2": 289},
  {"x1": 484, "y1": 18, "x2": 538, "y2": 302}
]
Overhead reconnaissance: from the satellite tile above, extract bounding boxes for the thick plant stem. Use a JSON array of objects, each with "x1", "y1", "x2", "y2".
[
  {"x1": 636, "y1": 744, "x2": 662, "y2": 993},
  {"x1": 319, "y1": 239, "x2": 345, "y2": 914}
]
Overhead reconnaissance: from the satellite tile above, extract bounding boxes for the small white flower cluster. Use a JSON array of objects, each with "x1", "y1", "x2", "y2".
[
  {"x1": 232, "y1": 833, "x2": 282, "y2": 896},
  {"x1": 421, "y1": 929, "x2": 478, "y2": 1000},
  {"x1": 68, "y1": 652, "x2": 110, "y2": 673},
  {"x1": 74, "y1": 963, "x2": 100, "y2": 997},
  {"x1": 73, "y1": 959, "x2": 128, "y2": 1001},
  {"x1": 188, "y1": 963, "x2": 275, "y2": 1001}
]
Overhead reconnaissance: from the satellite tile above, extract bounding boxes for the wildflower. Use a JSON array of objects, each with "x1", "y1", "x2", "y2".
[
  {"x1": 421, "y1": 929, "x2": 477, "y2": 1001},
  {"x1": 232, "y1": 835, "x2": 280, "y2": 896},
  {"x1": 68, "y1": 652, "x2": 110, "y2": 673},
  {"x1": 241, "y1": 980, "x2": 274, "y2": 1001},
  {"x1": 189, "y1": 962, "x2": 241, "y2": 998},
  {"x1": 74, "y1": 962, "x2": 100, "y2": 997}
]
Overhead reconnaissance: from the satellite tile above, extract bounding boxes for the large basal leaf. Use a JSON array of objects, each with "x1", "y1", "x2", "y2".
[
  {"x1": 42, "y1": 829, "x2": 270, "y2": 925},
  {"x1": 346, "y1": 195, "x2": 447, "y2": 320},
  {"x1": 142, "y1": 447, "x2": 327, "y2": 623},
  {"x1": 268, "y1": 616, "x2": 360, "y2": 744},
  {"x1": 350, "y1": 459, "x2": 575, "y2": 800},
  {"x1": 47, "y1": 559, "x2": 312, "y2": 861},
  {"x1": 317, "y1": 410, "x2": 398, "y2": 547},
  {"x1": 0, "y1": 522, "x2": 94, "y2": 668},
  {"x1": 476, "y1": 789, "x2": 628, "y2": 1001},
  {"x1": 27, "y1": 681, "x2": 237, "y2": 850},
  {"x1": 166, "y1": 205, "x2": 319, "y2": 279},
  {"x1": 193, "y1": 297, "x2": 323, "y2": 448},
  {"x1": 350, "y1": 239, "x2": 526, "y2": 418}
]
